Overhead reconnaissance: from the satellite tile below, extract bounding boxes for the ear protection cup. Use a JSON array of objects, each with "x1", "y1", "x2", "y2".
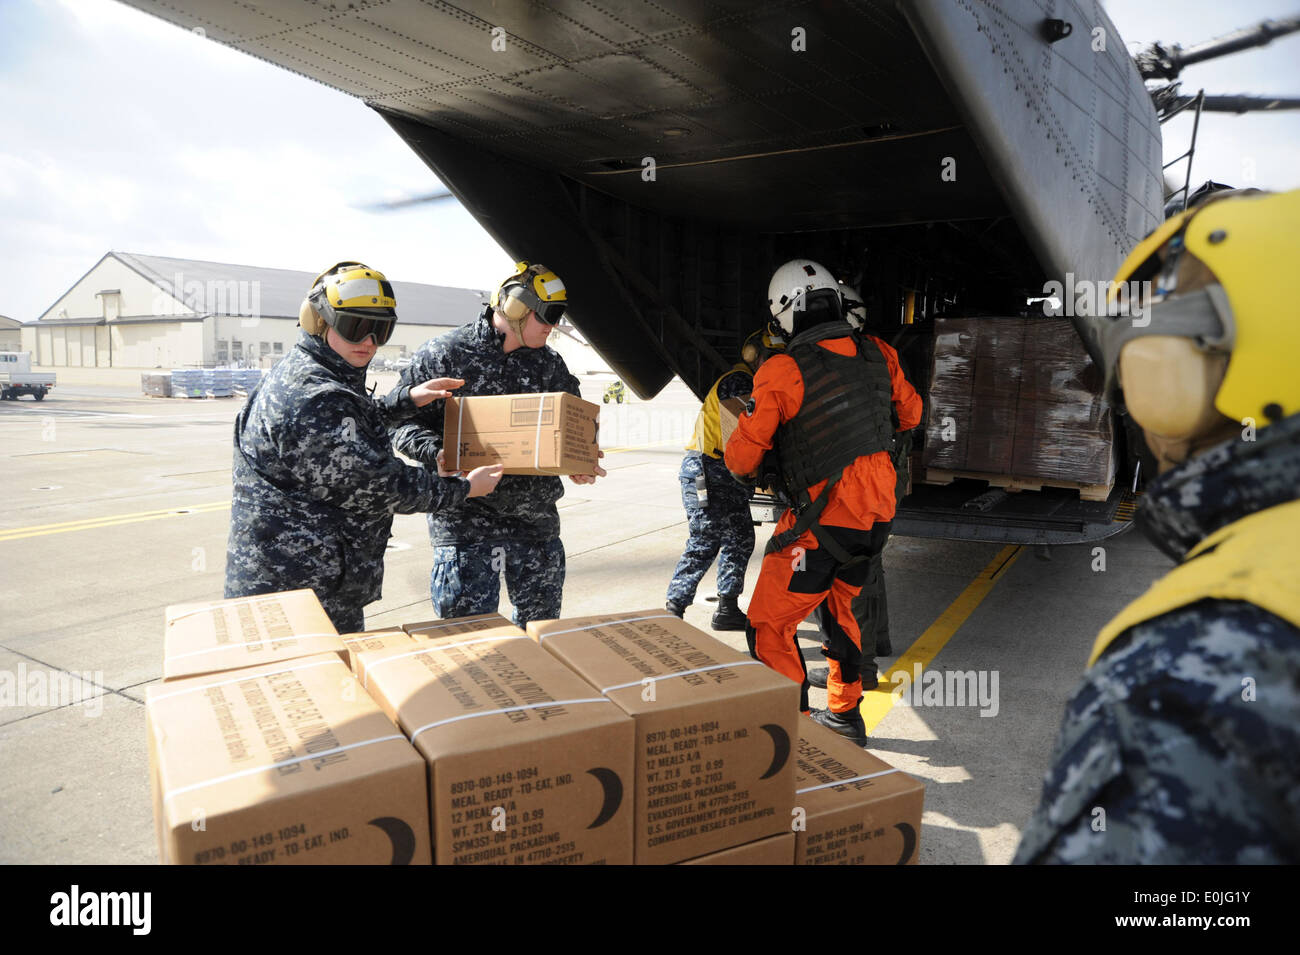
[
  {"x1": 299, "y1": 296, "x2": 327, "y2": 336},
  {"x1": 498, "y1": 286, "x2": 533, "y2": 322},
  {"x1": 741, "y1": 341, "x2": 760, "y2": 368}
]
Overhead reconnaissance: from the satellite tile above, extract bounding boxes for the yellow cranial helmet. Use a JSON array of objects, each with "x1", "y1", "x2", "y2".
[
  {"x1": 490, "y1": 261, "x2": 568, "y2": 332},
  {"x1": 1097, "y1": 189, "x2": 1300, "y2": 445},
  {"x1": 741, "y1": 328, "x2": 786, "y2": 369},
  {"x1": 299, "y1": 261, "x2": 398, "y2": 344}
]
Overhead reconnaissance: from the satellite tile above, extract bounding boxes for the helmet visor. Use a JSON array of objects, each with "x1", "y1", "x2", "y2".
[
  {"x1": 331, "y1": 311, "x2": 396, "y2": 346},
  {"x1": 533, "y1": 299, "x2": 567, "y2": 325}
]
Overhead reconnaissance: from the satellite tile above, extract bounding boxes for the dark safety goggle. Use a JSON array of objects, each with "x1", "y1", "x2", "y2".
[
  {"x1": 532, "y1": 300, "x2": 566, "y2": 325},
  {"x1": 330, "y1": 312, "x2": 396, "y2": 346}
]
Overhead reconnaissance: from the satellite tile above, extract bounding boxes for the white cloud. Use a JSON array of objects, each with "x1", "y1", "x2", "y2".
[
  {"x1": 0, "y1": 0, "x2": 513, "y2": 321},
  {"x1": 3, "y1": 0, "x2": 1298, "y2": 325}
]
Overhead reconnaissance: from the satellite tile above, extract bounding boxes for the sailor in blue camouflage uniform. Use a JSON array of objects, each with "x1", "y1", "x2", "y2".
[
  {"x1": 389, "y1": 262, "x2": 604, "y2": 626},
  {"x1": 666, "y1": 330, "x2": 782, "y2": 630},
  {"x1": 225, "y1": 262, "x2": 502, "y2": 634},
  {"x1": 1015, "y1": 189, "x2": 1300, "y2": 864}
]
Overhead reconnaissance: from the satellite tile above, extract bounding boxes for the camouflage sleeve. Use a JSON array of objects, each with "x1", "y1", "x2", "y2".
[
  {"x1": 1013, "y1": 600, "x2": 1300, "y2": 864},
  {"x1": 549, "y1": 354, "x2": 581, "y2": 399},
  {"x1": 389, "y1": 343, "x2": 446, "y2": 467},
  {"x1": 377, "y1": 382, "x2": 418, "y2": 426},
  {"x1": 284, "y1": 390, "x2": 468, "y2": 515},
  {"x1": 715, "y1": 370, "x2": 753, "y2": 402}
]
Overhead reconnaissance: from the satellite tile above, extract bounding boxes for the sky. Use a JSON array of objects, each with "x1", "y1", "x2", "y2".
[{"x1": 1, "y1": 0, "x2": 1298, "y2": 323}]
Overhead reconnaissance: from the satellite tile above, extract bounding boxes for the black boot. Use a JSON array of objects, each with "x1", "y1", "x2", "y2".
[
  {"x1": 711, "y1": 595, "x2": 747, "y2": 631},
  {"x1": 665, "y1": 599, "x2": 686, "y2": 618},
  {"x1": 807, "y1": 667, "x2": 829, "y2": 689},
  {"x1": 810, "y1": 707, "x2": 868, "y2": 746}
]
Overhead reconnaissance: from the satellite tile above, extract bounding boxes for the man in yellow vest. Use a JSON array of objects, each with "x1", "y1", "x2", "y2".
[
  {"x1": 1015, "y1": 188, "x2": 1300, "y2": 863},
  {"x1": 666, "y1": 330, "x2": 784, "y2": 629}
]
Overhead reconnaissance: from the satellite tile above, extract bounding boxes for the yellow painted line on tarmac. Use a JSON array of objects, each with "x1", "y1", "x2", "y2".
[
  {"x1": 602, "y1": 438, "x2": 684, "y2": 454},
  {"x1": 860, "y1": 544, "x2": 1023, "y2": 735},
  {"x1": 0, "y1": 501, "x2": 231, "y2": 541}
]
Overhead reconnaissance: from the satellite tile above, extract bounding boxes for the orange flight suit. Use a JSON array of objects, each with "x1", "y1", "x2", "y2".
[{"x1": 725, "y1": 332, "x2": 922, "y2": 714}]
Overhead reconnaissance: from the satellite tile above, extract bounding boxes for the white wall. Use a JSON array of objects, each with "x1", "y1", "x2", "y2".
[
  {"x1": 113, "y1": 322, "x2": 190, "y2": 368},
  {"x1": 37, "y1": 255, "x2": 191, "y2": 322}
]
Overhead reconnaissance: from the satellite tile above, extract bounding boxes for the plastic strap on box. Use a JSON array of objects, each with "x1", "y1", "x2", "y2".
[
  {"x1": 166, "y1": 632, "x2": 338, "y2": 661},
  {"x1": 796, "y1": 768, "x2": 900, "y2": 795},
  {"x1": 600, "y1": 661, "x2": 764, "y2": 694},
  {"x1": 408, "y1": 697, "x2": 613, "y2": 743},
  {"x1": 408, "y1": 617, "x2": 504, "y2": 636},
  {"x1": 535, "y1": 394, "x2": 546, "y2": 471},
  {"x1": 534, "y1": 612, "x2": 677, "y2": 642},
  {"x1": 166, "y1": 592, "x2": 295, "y2": 624},
  {"x1": 361, "y1": 632, "x2": 529, "y2": 689},
  {"x1": 162, "y1": 733, "x2": 408, "y2": 801},
  {"x1": 150, "y1": 657, "x2": 343, "y2": 701},
  {"x1": 455, "y1": 396, "x2": 465, "y2": 470}
]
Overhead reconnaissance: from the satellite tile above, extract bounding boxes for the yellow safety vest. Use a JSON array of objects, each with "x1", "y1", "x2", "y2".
[
  {"x1": 687, "y1": 364, "x2": 752, "y2": 459},
  {"x1": 1088, "y1": 498, "x2": 1300, "y2": 667}
]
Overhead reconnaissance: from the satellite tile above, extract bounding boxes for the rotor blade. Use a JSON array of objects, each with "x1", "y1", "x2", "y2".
[
  {"x1": 1135, "y1": 17, "x2": 1300, "y2": 80},
  {"x1": 1169, "y1": 94, "x2": 1300, "y2": 114},
  {"x1": 356, "y1": 189, "x2": 458, "y2": 212}
]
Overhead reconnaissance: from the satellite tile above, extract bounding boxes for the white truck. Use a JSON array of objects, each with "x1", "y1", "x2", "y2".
[{"x1": 0, "y1": 352, "x2": 56, "y2": 401}]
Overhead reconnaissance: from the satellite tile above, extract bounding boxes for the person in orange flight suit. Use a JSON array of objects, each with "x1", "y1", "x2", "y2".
[{"x1": 726, "y1": 259, "x2": 922, "y2": 745}]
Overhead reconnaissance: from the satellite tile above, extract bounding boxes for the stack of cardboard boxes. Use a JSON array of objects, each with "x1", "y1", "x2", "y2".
[
  {"x1": 922, "y1": 317, "x2": 1115, "y2": 495},
  {"x1": 147, "y1": 591, "x2": 925, "y2": 865}
]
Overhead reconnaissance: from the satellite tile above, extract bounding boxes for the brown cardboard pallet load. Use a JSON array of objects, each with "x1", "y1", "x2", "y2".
[
  {"x1": 922, "y1": 467, "x2": 1112, "y2": 502},
  {"x1": 921, "y1": 316, "x2": 1116, "y2": 501}
]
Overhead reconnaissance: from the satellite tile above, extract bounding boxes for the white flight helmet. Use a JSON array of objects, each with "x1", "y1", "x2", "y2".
[
  {"x1": 767, "y1": 258, "x2": 843, "y2": 335},
  {"x1": 839, "y1": 282, "x2": 867, "y2": 331}
]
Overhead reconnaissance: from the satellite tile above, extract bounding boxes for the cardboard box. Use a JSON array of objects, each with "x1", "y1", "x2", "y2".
[
  {"x1": 963, "y1": 430, "x2": 1016, "y2": 474},
  {"x1": 679, "y1": 831, "x2": 795, "y2": 865},
  {"x1": 403, "y1": 613, "x2": 513, "y2": 640},
  {"x1": 340, "y1": 629, "x2": 426, "y2": 688},
  {"x1": 793, "y1": 717, "x2": 925, "y2": 865},
  {"x1": 163, "y1": 590, "x2": 345, "y2": 682},
  {"x1": 527, "y1": 611, "x2": 800, "y2": 865},
  {"x1": 347, "y1": 618, "x2": 526, "y2": 719},
  {"x1": 443, "y1": 392, "x2": 600, "y2": 476},
  {"x1": 362, "y1": 628, "x2": 635, "y2": 865},
  {"x1": 718, "y1": 396, "x2": 749, "y2": 455},
  {"x1": 147, "y1": 652, "x2": 432, "y2": 865}
]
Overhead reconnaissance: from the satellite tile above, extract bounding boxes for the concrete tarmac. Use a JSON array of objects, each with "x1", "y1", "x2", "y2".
[{"x1": 0, "y1": 372, "x2": 1169, "y2": 864}]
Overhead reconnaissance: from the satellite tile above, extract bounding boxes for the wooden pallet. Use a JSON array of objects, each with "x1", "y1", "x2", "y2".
[{"x1": 923, "y1": 468, "x2": 1113, "y2": 502}]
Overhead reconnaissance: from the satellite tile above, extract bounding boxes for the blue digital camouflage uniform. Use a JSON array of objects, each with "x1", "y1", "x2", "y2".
[
  {"x1": 1015, "y1": 412, "x2": 1300, "y2": 864},
  {"x1": 667, "y1": 368, "x2": 755, "y2": 608},
  {"x1": 225, "y1": 331, "x2": 469, "y2": 634},
  {"x1": 389, "y1": 309, "x2": 582, "y2": 626}
]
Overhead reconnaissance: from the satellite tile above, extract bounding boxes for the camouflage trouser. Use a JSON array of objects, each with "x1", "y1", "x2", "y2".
[
  {"x1": 667, "y1": 453, "x2": 755, "y2": 607},
  {"x1": 430, "y1": 538, "x2": 565, "y2": 627}
]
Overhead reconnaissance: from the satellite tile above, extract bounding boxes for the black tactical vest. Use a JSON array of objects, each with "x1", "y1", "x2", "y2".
[{"x1": 776, "y1": 322, "x2": 895, "y2": 495}]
